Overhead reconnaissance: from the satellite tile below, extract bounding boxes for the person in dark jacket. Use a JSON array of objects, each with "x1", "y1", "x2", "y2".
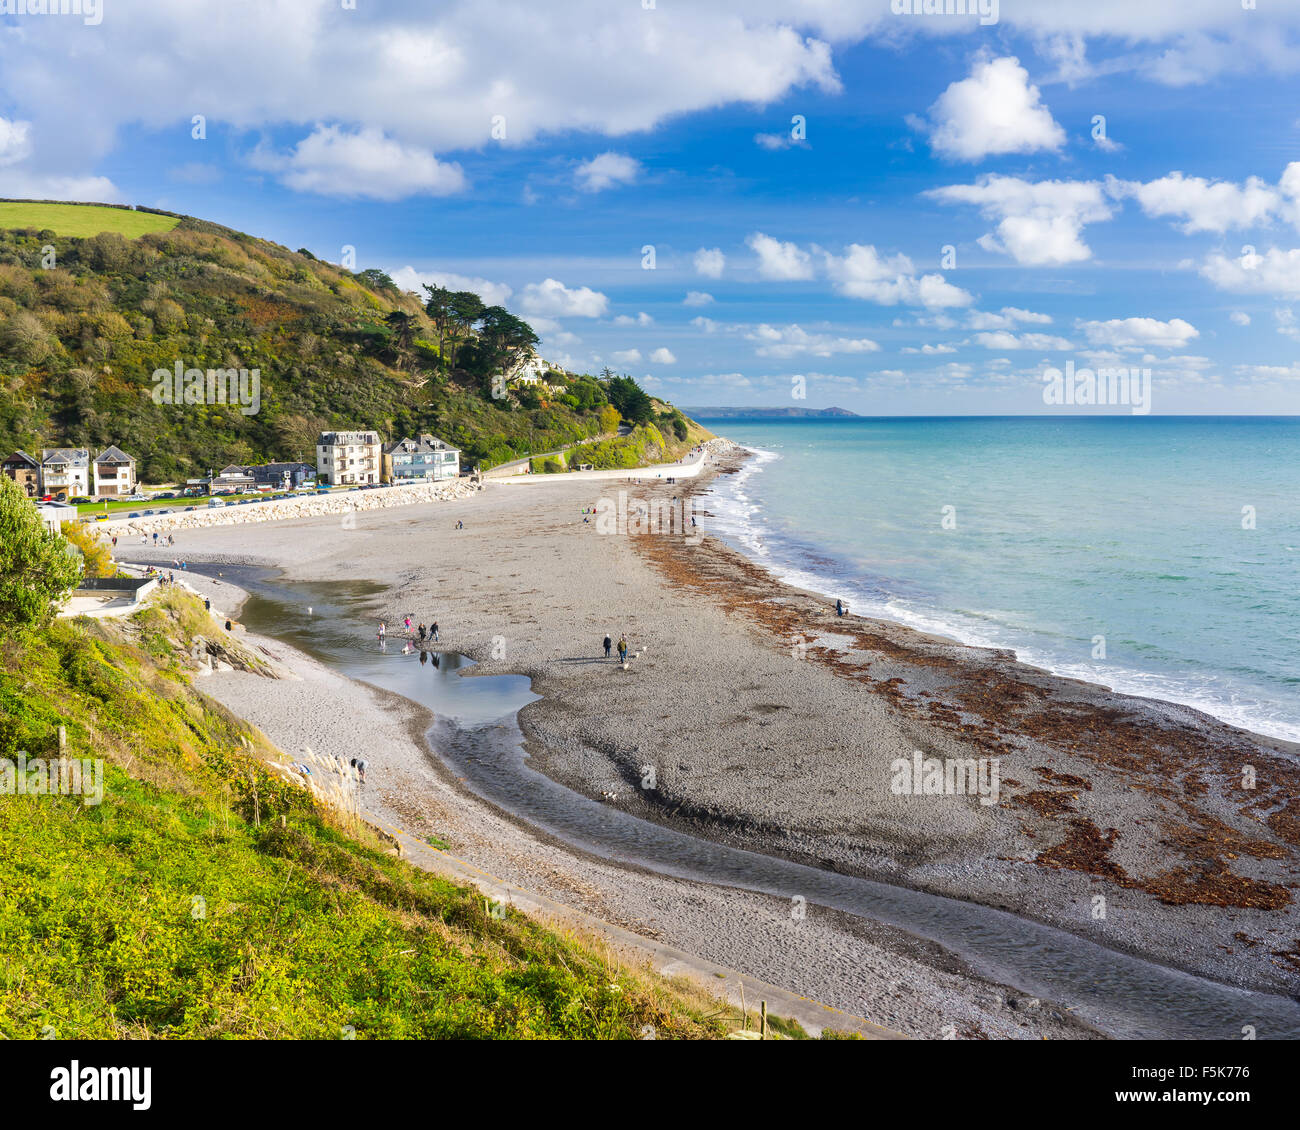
[{"x1": 603, "y1": 635, "x2": 612, "y2": 658}]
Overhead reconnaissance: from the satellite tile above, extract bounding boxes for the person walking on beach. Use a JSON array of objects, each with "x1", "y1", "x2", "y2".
[
  {"x1": 617, "y1": 636, "x2": 628, "y2": 664},
  {"x1": 378, "y1": 621, "x2": 386, "y2": 640},
  {"x1": 404, "y1": 615, "x2": 412, "y2": 634},
  {"x1": 431, "y1": 621, "x2": 439, "y2": 642},
  {"x1": 836, "y1": 599, "x2": 844, "y2": 617},
  {"x1": 418, "y1": 624, "x2": 427, "y2": 642},
  {"x1": 603, "y1": 635, "x2": 612, "y2": 659},
  {"x1": 204, "y1": 597, "x2": 211, "y2": 611}
]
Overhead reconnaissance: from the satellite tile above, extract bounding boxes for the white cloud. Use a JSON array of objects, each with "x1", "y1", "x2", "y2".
[
  {"x1": 747, "y1": 323, "x2": 879, "y2": 358},
  {"x1": 613, "y1": 312, "x2": 654, "y2": 326},
  {"x1": 0, "y1": 169, "x2": 120, "y2": 201},
  {"x1": 1078, "y1": 317, "x2": 1200, "y2": 350},
  {"x1": 747, "y1": 232, "x2": 814, "y2": 280},
  {"x1": 929, "y1": 176, "x2": 1115, "y2": 265},
  {"x1": 919, "y1": 56, "x2": 1065, "y2": 162},
  {"x1": 1106, "y1": 171, "x2": 1280, "y2": 234},
  {"x1": 966, "y1": 306, "x2": 1053, "y2": 330},
  {"x1": 519, "y1": 278, "x2": 610, "y2": 318},
  {"x1": 692, "y1": 316, "x2": 720, "y2": 333},
  {"x1": 693, "y1": 248, "x2": 726, "y2": 278},
  {"x1": 391, "y1": 266, "x2": 513, "y2": 307},
  {"x1": 1274, "y1": 308, "x2": 1300, "y2": 341},
  {"x1": 610, "y1": 348, "x2": 642, "y2": 365},
  {"x1": 250, "y1": 126, "x2": 466, "y2": 200},
  {"x1": 824, "y1": 244, "x2": 972, "y2": 308},
  {"x1": 902, "y1": 343, "x2": 958, "y2": 354},
  {"x1": 0, "y1": 117, "x2": 32, "y2": 165},
  {"x1": 1201, "y1": 247, "x2": 1300, "y2": 297},
  {"x1": 650, "y1": 347, "x2": 677, "y2": 364},
  {"x1": 1230, "y1": 311, "x2": 1252, "y2": 326},
  {"x1": 683, "y1": 291, "x2": 714, "y2": 307},
  {"x1": 575, "y1": 151, "x2": 640, "y2": 193},
  {"x1": 971, "y1": 331, "x2": 1074, "y2": 350}
]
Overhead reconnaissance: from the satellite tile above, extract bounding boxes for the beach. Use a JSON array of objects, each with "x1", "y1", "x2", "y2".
[{"x1": 125, "y1": 449, "x2": 1300, "y2": 1036}]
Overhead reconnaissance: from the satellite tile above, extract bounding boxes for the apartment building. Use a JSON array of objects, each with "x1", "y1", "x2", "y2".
[{"x1": 316, "y1": 430, "x2": 382, "y2": 486}]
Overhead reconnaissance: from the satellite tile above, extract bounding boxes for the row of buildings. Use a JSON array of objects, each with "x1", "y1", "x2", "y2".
[
  {"x1": 4, "y1": 432, "x2": 461, "y2": 498},
  {"x1": 3, "y1": 447, "x2": 137, "y2": 500}
]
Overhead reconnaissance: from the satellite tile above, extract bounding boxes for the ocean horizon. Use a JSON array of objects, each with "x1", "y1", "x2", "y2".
[{"x1": 696, "y1": 415, "x2": 1300, "y2": 743}]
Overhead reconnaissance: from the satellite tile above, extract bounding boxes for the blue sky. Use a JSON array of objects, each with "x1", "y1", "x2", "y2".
[{"x1": 3, "y1": 0, "x2": 1300, "y2": 413}]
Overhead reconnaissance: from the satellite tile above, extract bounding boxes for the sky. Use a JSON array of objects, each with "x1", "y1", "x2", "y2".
[{"x1": 3, "y1": 0, "x2": 1300, "y2": 414}]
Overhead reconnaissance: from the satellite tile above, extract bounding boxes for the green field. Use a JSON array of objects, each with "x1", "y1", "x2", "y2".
[{"x1": 0, "y1": 201, "x2": 180, "y2": 239}]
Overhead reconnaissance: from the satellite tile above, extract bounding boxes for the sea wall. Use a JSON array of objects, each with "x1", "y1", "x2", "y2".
[{"x1": 102, "y1": 479, "x2": 481, "y2": 536}]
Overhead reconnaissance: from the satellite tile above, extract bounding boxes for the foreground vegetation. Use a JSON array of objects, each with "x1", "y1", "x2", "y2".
[{"x1": 0, "y1": 587, "x2": 748, "y2": 1038}]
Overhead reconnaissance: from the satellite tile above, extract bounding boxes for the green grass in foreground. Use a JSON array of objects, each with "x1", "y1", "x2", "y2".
[
  {"x1": 0, "y1": 590, "x2": 751, "y2": 1039},
  {"x1": 0, "y1": 201, "x2": 180, "y2": 240}
]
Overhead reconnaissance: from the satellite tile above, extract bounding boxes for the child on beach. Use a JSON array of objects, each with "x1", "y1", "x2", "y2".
[{"x1": 378, "y1": 621, "x2": 386, "y2": 640}]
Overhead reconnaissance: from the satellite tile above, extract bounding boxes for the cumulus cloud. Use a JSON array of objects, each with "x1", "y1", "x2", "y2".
[
  {"x1": 1230, "y1": 311, "x2": 1252, "y2": 326},
  {"x1": 610, "y1": 348, "x2": 642, "y2": 365},
  {"x1": 824, "y1": 244, "x2": 973, "y2": 308},
  {"x1": 250, "y1": 126, "x2": 466, "y2": 200},
  {"x1": 650, "y1": 347, "x2": 677, "y2": 364},
  {"x1": 519, "y1": 278, "x2": 609, "y2": 317},
  {"x1": 683, "y1": 291, "x2": 714, "y2": 307},
  {"x1": 1200, "y1": 247, "x2": 1300, "y2": 297},
  {"x1": 966, "y1": 307, "x2": 1053, "y2": 330},
  {"x1": 575, "y1": 151, "x2": 640, "y2": 192},
  {"x1": 918, "y1": 56, "x2": 1065, "y2": 162},
  {"x1": 747, "y1": 232, "x2": 814, "y2": 280},
  {"x1": 929, "y1": 176, "x2": 1115, "y2": 265},
  {"x1": 0, "y1": 117, "x2": 32, "y2": 165},
  {"x1": 693, "y1": 248, "x2": 726, "y2": 278},
  {"x1": 391, "y1": 265, "x2": 512, "y2": 307},
  {"x1": 613, "y1": 312, "x2": 654, "y2": 326},
  {"x1": 1078, "y1": 317, "x2": 1200, "y2": 350},
  {"x1": 1106, "y1": 171, "x2": 1280, "y2": 234},
  {"x1": 971, "y1": 331, "x2": 1074, "y2": 350},
  {"x1": 747, "y1": 323, "x2": 879, "y2": 358}
]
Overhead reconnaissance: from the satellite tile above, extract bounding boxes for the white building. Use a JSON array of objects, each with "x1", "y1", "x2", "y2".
[
  {"x1": 511, "y1": 351, "x2": 555, "y2": 387},
  {"x1": 316, "y1": 430, "x2": 382, "y2": 486},
  {"x1": 382, "y1": 435, "x2": 460, "y2": 483},
  {"x1": 93, "y1": 446, "x2": 136, "y2": 497},
  {"x1": 40, "y1": 448, "x2": 90, "y2": 499}
]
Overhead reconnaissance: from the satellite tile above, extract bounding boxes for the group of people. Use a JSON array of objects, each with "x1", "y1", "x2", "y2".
[
  {"x1": 378, "y1": 619, "x2": 440, "y2": 643},
  {"x1": 602, "y1": 634, "x2": 630, "y2": 663}
]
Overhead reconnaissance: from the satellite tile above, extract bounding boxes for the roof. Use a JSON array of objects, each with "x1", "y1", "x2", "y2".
[
  {"x1": 41, "y1": 448, "x2": 89, "y2": 465},
  {"x1": 318, "y1": 430, "x2": 381, "y2": 445},
  {"x1": 94, "y1": 445, "x2": 134, "y2": 464},
  {"x1": 3, "y1": 450, "x2": 38, "y2": 468},
  {"x1": 383, "y1": 434, "x2": 459, "y2": 455}
]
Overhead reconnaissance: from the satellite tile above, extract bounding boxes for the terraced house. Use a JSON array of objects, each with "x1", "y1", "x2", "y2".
[
  {"x1": 2, "y1": 450, "x2": 40, "y2": 497},
  {"x1": 40, "y1": 448, "x2": 90, "y2": 499},
  {"x1": 316, "y1": 430, "x2": 382, "y2": 486},
  {"x1": 382, "y1": 435, "x2": 460, "y2": 483},
  {"x1": 92, "y1": 446, "x2": 136, "y2": 497}
]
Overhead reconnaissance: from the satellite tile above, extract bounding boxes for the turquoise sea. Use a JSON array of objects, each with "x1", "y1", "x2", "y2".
[{"x1": 695, "y1": 417, "x2": 1300, "y2": 742}]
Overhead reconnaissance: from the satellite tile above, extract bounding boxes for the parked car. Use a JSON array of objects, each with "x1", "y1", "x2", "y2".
[
  {"x1": 128, "y1": 512, "x2": 141, "y2": 518},
  {"x1": 154, "y1": 492, "x2": 175, "y2": 500},
  {"x1": 94, "y1": 514, "x2": 108, "y2": 521},
  {"x1": 185, "y1": 506, "x2": 196, "y2": 512}
]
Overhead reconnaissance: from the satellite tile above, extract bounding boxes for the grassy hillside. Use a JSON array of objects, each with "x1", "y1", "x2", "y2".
[
  {"x1": 0, "y1": 202, "x2": 695, "y2": 479},
  {"x1": 0, "y1": 201, "x2": 180, "y2": 239},
  {"x1": 0, "y1": 588, "x2": 750, "y2": 1039}
]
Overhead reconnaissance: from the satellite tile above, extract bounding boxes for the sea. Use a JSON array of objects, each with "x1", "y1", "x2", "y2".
[{"x1": 693, "y1": 416, "x2": 1300, "y2": 743}]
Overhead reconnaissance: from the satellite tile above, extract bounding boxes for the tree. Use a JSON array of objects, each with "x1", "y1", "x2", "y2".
[
  {"x1": 0, "y1": 476, "x2": 81, "y2": 636},
  {"x1": 61, "y1": 520, "x2": 114, "y2": 578},
  {"x1": 477, "y1": 306, "x2": 539, "y2": 381},
  {"x1": 444, "y1": 291, "x2": 485, "y2": 371},
  {"x1": 358, "y1": 268, "x2": 395, "y2": 292},
  {"x1": 384, "y1": 311, "x2": 417, "y2": 369},
  {"x1": 598, "y1": 404, "x2": 621, "y2": 434},
  {"x1": 606, "y1": 375, "x2": 654, "y2": 425},
  {"x1": 422, "y1": 284, "x2": 454, "y2": 360}
]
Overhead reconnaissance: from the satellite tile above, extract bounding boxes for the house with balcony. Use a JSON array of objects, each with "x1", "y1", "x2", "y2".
[
  {"x1": 316, "y1": 430, "x2": 382, "y2": 486},
  {"x1": 3, "y1": 451, "x2": 41, "y2": 497},
  {"x1": 93, "y1": 446, "x2": 137, "y2": 497},
  {"x1": 40, "y1": 448, "x2": 90, "y2": 499},
  {"x1": 382, "y1": 435, "x2": 460, "y2": 483}
]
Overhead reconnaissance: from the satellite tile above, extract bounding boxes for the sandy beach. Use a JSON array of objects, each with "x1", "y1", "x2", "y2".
[{"x1": 124, "y1": 448, "x2": 1300, "y2": 1036}]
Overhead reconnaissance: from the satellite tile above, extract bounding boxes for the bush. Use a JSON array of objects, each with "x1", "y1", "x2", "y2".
[{"x1": 0, "y1": 476, "x2": 82, "y2": 634}]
